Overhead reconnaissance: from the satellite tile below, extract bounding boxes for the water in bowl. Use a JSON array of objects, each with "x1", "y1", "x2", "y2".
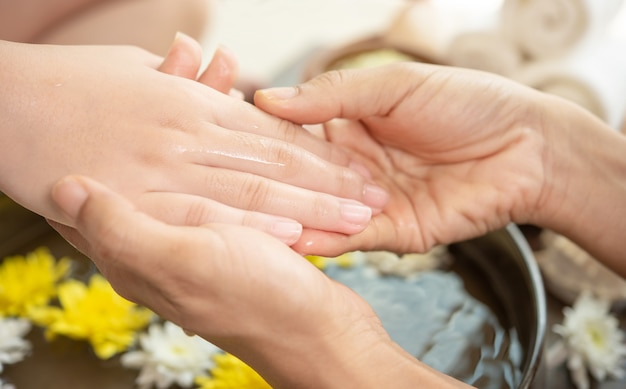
[{"x1": 323, "y1": 251, "x2": 524, "y2": 389}]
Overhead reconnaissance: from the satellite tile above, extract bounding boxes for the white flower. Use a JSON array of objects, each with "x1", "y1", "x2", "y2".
[
  {"x1": 0, "y1": 378, "x2": 16, "y2": 389},
  {"x1": 121, "y1": 321, "x2": 220, "y2": 389},
  {"x1": 552, "y1": 291, "x2": 626, "y2": 389},
  {"x1": 0, "y1": 317, "x2": 32, "y2": 373}
]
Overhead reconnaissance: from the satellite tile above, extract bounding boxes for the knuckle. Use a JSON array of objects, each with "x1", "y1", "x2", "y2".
[
  {"x1": 238, "y1": 176, "x2": 272, "y2": 212},
  {"x1": 311, "y1": 69, "x2": 349, "y2": 88},
  {"x1": 184, "y1": 197, "x2": 219, "y2": 225},
  {"x1": 309, "y1": 195, "x2": 333, "y2": 221},
  {"x1": 266, "y1": 139, "x2": 303, "y2": 179},
  {"x1": 275, "y1": 118, "x2": 300, "y2": 143},
  {"x1": 333, "y1": 167, "x2": 351, "y2": 193}
]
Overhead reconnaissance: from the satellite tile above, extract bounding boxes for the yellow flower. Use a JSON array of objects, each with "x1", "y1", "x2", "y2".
[
  {"x1": 31, "y1": 274, "x2": 153, "y2": 359},
  {"x1": 305, "y1": 252, "x2": 354, "y2": 270},
  {"x1": 0, "y1": 247, "x2": 71, "y2": 318},
  {"x1": 195, "y1": 353, "x2": 271, "y2": 389}
]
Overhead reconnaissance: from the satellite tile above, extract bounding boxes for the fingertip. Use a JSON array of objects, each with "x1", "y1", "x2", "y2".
[
  {"x1": 362, "y1": 183, "x2": 389, "y2": 212},
  {"x1": 159, "y1": 31, "x2": 203, "y2": 78},
  {"x1": 197, "y1": 45, "x2": 239, "y2": 93},
  {"x1": 255, "y1": 86, "x2": 299, "y2": 102},
  {"x1": 292, "y1": 229, "x2": 348, "y2": 257},
  {"x1": 214, "y1": 44, "x2": 238, "y2": 67}
]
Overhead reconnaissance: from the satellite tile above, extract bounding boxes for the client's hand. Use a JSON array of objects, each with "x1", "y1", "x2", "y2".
[
  {"x1": 0, "y1": 37, "x2": 388, "y2": 245},
  {"x1": 255, "y1": 63, "x2": 550, "y2": 255}
]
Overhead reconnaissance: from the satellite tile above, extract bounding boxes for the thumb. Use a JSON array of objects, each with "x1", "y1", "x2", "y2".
[
  {"x1": 50, "y1": 176, "x2": 170, "y2": 278},
  {"x1": 254, "y1": 64, "x2": 422, "y2": 124}
]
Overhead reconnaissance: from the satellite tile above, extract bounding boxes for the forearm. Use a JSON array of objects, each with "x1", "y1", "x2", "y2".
[
  {"x1": 32, "y1": 0, "x2": 212, "y2": 56},
  {"x1": 533, "y1": 95, "x2": 626, "y2": 276},
  {"x1": 0, "y1": 40, "x2": 32, "y2": 197},
  {"x1": 225, "y1": 307, "x2": 471, "y2": 389},
  {"x1": 0, "y1": 0, "x2": 107, "y2": 42},
  {"x1": 0, "y1": 0, "x2": 211, "y2": 56}
]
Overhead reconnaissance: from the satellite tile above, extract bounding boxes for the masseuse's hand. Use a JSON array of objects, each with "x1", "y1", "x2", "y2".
[
  {"x1": 255, "y1": 63, "x2": 550, "y2": 255},
  {"x1": 0, "y1": 37, "x2": 388, "y2": 244},
  {"x1": 48, "y1": 175, "x2": 468, "y2": 389}
]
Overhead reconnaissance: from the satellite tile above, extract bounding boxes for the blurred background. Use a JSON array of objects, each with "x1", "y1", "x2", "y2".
[{"x1": 204, "y1": 0, "x2": 626, "y2": 131}]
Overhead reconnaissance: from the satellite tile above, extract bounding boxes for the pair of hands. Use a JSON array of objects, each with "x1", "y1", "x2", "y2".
[{"x1": 47, "y1": 42, "x2": 558, "y2": 388}]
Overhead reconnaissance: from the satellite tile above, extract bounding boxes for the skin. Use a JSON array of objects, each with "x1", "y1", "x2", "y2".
[
  {"x1": 0, "y1": 1, "x2": 390, "y2": 242},
  {"x1": 0, "y1": 35, "x2": 389, "y2": 244},
  {"x1": 255, "y1": 63, "x2": 626, "y2": 276},
  {"x1": 8, "y1": 2, "x2": 626, "y2": 388},
  {"x1": 0, "y1": 0, "x2": 211, "y2": 56},
  {"x1": 48, "y1": 63, "x2": 626, "y2": 387}
]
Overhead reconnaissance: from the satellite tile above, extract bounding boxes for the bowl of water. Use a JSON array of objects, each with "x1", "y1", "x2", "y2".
[{"x1": 322, "y1": 224, "x2": 546, "y2": 389}]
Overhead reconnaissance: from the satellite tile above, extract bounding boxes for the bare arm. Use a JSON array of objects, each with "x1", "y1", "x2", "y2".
[
  {"x1": 535, "y1": 95, "x2": 626, "y2": 275},
  {"x1": 0, "y1": 0, "x2": 211, "y2": 55},
  {"x1": 0, "y1": 0, "x2": 107, "y2": 42}
]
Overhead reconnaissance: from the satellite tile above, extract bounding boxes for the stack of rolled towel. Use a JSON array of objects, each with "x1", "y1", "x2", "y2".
[{"x1": 385, "y1": 0, "x2": 626, "y2": 130}]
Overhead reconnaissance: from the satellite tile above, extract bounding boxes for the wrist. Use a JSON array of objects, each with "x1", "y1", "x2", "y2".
[
  {"x1": 224, "y1": 283, "x2": 469, "y2": 389},
  {"x1": 532, "y1": 95, "x2": 626, "y2": 274}
]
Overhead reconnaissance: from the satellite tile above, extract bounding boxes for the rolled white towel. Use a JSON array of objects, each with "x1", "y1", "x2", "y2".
[
  {"x1": 501, "y1": 0, "x2": 624, "y2": 60},
  {"x1": 384, "y1": 1, "x2": 503, "y2": 64},
  {"x1": 445, "y1": 30, "x2": 522, "y2": 76},
  {"x1": 515, "y1": 39, "x2": 626, "y2": 130}
]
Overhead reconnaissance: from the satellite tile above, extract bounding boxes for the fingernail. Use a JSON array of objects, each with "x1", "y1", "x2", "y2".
[
  {"x1": 258, "y1": 86, "x2": 298, "y2": 100},
  {"x1": 349, "y1": 161, "x2": 372, "y2": 179},
  {"x1": 362, "y1": 184, "x2": 389, "y2": 210},
  {"x1": 270, "y1": 219, "x2": 303, "y2": 244},
  {"x1": 174, "y1": 31, "x2": 192, "y2": 43},
  {"x1": 340, "y1": 200, "x2": 372, "y2": 226},
  {"x1": 52, "y1": 177, "x2": 88, "y2": 219}
]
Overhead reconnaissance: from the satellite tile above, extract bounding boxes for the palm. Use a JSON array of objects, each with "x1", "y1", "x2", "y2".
[{"x1": 292, "y1": 66, "x2": 546, "y2": 256}]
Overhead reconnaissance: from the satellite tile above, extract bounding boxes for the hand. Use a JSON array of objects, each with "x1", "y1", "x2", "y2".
[
  {"x1": 0, "y1": 37, "x2": 388, "y2": 244},
  {"x1": 48, "y1": 175, "x2": 468, "y2": 389},
  {"x1": 255, "y1": 63, "x2": 550, "y2": 255}
]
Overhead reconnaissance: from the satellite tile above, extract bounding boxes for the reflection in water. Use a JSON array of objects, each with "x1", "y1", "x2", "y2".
[{"x1": 324, "y1": 253, "x2": 523, "y2": 389}]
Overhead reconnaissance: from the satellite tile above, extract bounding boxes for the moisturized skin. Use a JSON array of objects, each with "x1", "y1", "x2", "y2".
[
  {"x1": 0, "y1": 0, "x2": 390, "y2": 243},
  {"x1": 0, "y1": 35, "x2": 389, "y2": 244}
]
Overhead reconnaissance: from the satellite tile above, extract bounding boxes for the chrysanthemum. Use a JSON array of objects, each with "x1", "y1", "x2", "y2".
[
  {"x1": 30, "y1": 274, "x2": 153, "y2": 359},
  {"x1": 195, "y1": 353, "x2": 271, "y2": 389},
  {"x1": 305, "y1": 252, "x2": 354, "y2": 270},
  {"x1": 0, "y1": 247, "x2": 71, "y2": 318},
  {"x1": 0, "y1": 317, "x2": 32, "y2": 373},
  {"x1": 553, "y1": 291, "x2": 626, "y2": 389},
  {"x1": 121, "y1": 321, "x2": 220, "y2": 389}
]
